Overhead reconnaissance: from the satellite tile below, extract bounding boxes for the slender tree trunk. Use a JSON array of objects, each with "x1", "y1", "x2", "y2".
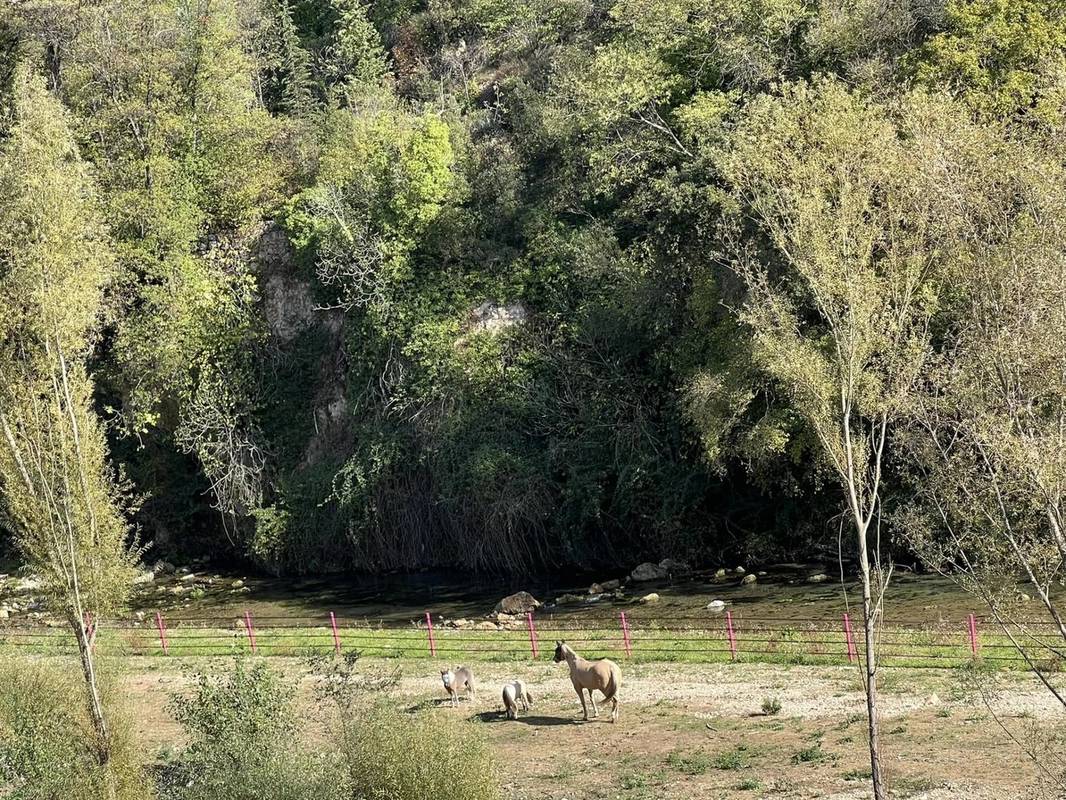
[
  {"x1": 71, "y1": 610, "x2": 110, "y2": 766},
  {"x1": 856, "y1": 523, "x2": 884, "y2": 798}
]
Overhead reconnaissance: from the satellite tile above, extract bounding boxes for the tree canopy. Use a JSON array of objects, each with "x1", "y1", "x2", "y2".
[{"x1": 0, "y1": 0, "x2": 1063, "y2": 575}]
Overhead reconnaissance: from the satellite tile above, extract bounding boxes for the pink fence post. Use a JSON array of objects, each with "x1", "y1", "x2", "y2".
[
  {"x1": 620, "y1": 612, "x2": 633, "y2": 657},
  {"x1": 425, "y1": 612, "x2": 437, "y2": 658},
  {"x1": 330, "y1": 612, "x2": 341, "y2": 656},
  {"x1": 968, "y1": 613, "x2": 979, "y2": 657},
  {"x1": 725, "y1": 610, "x2": 738, "y2": 660},
  {"x1": 244, "y1": 610, "x2": 257, "y2": 653},
  {"x1": 843, "y1": 613, "x2": 857, "y2": 663},
  {"x1": 526, "y1": 611, "x2": 539, "y2": 659},
  {"x1": 155, "y1": 612, "x2": 169, "y2": 655}
]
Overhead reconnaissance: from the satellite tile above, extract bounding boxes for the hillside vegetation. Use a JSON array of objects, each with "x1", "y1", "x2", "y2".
[{"x1": 1, "y1": 0, "x2": 1064, "y2": 574}]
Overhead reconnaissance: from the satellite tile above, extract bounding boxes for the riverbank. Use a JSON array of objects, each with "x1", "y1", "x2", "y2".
[{"x1": 0, "y1": 562, "x2": 1032, "y2": 627}]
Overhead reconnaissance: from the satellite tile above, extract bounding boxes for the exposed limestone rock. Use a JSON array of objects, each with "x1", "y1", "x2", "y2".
[{"x1": 469, "y1": 301, "x2": 529, "y2": 334}]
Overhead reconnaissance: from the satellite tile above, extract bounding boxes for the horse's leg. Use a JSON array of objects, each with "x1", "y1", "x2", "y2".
[
  {"x1": 611, "y1": 695, "x2": 618, "y2": 723},
  {"x1": 588, "y1": 689, "x2": 599, "y2": 718},
  {"x1": 575, "y1": 685, "x2": 588, "y2": 721}
]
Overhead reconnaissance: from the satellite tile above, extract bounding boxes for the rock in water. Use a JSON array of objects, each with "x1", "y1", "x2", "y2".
[
  {"x1": 707, "y1": 600, "x2": 726, "y2": 613},
  {"x1": 807, "y1": 573, "x2": 829, "y2": 583},
  {"x1": 639, "y1": 593, "x2": 660, "y2": 604},
  {"x1": 714, "y1": 568, "x2": 727, "y2": 579},
  {"x1": 494, "y1": 591, "x2": 541, "y2": 615},
  {"x1": 741, "y1": 573, "x2": 757, "y2": 585},
  {"x1": 630, "y1": 562, "x2": 668, "y2": 582},
  {"x1": 658, "y1": 558, "x2": 692, "y2": 575}
]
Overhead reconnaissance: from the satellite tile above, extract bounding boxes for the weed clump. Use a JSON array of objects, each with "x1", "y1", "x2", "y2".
[{"x1": 0, "y1": 659, "x2": 151, "y2": 800}]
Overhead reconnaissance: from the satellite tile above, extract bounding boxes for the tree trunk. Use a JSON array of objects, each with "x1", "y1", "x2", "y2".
[
  {"x1": 857, "y1": 527, "x2": 885, "y2": 798},
  {"x1": 71, "y1": 612, "x2": 111, "y2": 767}
]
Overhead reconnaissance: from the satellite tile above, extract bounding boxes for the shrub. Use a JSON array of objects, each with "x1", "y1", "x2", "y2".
[
  {"x1": 791, "y1": 744, "x2": 827, "y2": 764},
  {"x1": 337, "y1": 701, "x2": 499, "y2": 800},
  {"x1": 712, "y1": 746, "x2": 751, "y2": 771},
  {"x1": 0, "y1": 659, "x2": 151, "y2": 800},
  {"x1": 761, "y1": 696, "x2": 782, "y2": 715},
  {"x1": 160, "y1": 658, "x2": 344, "y2": 800},
  {"x1": 666, "y1": 749, "x2": 712, "y2": 775},
  {"x1": 161, "y1": 656, "x2": 499, "y2": 800}
]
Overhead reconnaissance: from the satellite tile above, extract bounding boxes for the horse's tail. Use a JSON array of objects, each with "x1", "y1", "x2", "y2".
[{"x1": 602, "y1": 663, "x2": 621, "y2": 701}]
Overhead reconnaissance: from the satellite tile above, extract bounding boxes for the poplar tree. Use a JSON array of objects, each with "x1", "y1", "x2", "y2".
[
  {"x1": 718, "y1": 80, "x2": 941, "y2": 798},
  {"x1": 0, "y1": 64, "x2": 137, "y2": 766}
]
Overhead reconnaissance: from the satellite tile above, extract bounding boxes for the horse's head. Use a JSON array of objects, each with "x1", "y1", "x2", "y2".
[
  {"x1": 553, "y1": 640, "x2": 569, "y2": 663},
  {"x1": 440, "y1": 669, "x2": 453, "y2": 688}
]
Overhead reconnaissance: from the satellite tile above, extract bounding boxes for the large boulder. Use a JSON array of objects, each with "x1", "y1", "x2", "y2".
[
  {"x1": 494, "y1": 591, "x2": 541, "y2": 615},
  {"x1": 630, "y1": 562, "x2": 669, "y2": 582},
  {"x1": 658, "y1": 558, "x2": 692, "y2": 576}
]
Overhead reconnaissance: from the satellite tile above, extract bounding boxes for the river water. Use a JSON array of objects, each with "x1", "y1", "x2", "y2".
[{"x1": 131, "y1": 563, "x2": 1031, "y2": 627}]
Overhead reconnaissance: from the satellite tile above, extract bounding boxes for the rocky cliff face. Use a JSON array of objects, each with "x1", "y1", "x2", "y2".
[{"x1": 254, "y1": 224, "x2": 352, "y2": 471}]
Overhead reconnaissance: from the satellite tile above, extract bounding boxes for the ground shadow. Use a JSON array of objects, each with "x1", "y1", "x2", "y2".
[{"x1": 471, "y1": 711, "x2": 577, "y2": 726}]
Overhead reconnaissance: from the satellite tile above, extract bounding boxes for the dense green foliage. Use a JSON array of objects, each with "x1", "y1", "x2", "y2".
[{"x1": 1, "y1": 0, "x2": 1063, "y2": 574}]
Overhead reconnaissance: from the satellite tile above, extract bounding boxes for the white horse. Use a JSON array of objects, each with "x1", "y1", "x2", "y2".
[
  {"x1": 501, "y1": 679, "x2": 534, "y2": 719},
  {"x1": 441, "y1": 666, "x2": 476, "y2": 707}
]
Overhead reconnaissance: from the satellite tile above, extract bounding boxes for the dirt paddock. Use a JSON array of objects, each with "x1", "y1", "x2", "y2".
[{"x1": 118, "y1": 656, "x2": 1062, "y2": 800}]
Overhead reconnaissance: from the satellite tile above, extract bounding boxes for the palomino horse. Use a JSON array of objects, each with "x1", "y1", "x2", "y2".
[{"x1": 553, "y1": 641, "x2": 621, "y2": 722}]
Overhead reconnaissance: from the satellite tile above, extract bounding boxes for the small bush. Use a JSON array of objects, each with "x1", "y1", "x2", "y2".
[
  {"x1": 0, "y1": 659, "x2": 151, "y2": 800},
  {"x1": 161, "y1": 658, "x2": 344, "y2": 800},
  {"x1": 761, "y1": 696, "x2": 782, "y2": 715},
  {"x1": 712, "y1": 746, "x2": 751, "y2": 771},
  {"x1": 338, "y1": 701, "x2": 499, "y2": 800},
  {"x1": 619, "y1": 772, "x2": 648, "y2": 789},
  {"x1": 666, "y1": 749, "x2": 712, "y2": 775},
  {"x1": 791, "y1": 744, "x2": 827, "y2": 764}
]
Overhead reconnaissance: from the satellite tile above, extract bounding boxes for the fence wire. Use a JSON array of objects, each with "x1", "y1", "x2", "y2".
[{"x1": 1, "y1": 610, "x2": 1063, "y2": 671}]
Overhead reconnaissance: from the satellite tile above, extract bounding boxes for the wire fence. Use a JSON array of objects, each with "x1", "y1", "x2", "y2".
[{"x1": 2, "y1": 608, "x2": 1064, "y2": 671}]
